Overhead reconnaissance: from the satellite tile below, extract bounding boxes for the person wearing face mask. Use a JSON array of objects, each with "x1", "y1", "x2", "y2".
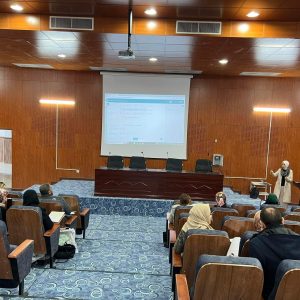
[{"x1": 270, "y1": 160, "x2": 293, "y2": 208}]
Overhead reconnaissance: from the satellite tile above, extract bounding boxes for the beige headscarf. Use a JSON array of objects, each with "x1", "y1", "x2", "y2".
[{"x1": 182, "y1": 203, "x2": 213, "y2": 232}]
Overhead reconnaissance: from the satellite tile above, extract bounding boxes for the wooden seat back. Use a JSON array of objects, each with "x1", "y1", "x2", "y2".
[
  {"x1": 6, "y1": 206, "x2": 46, "y2": 255},
  {"x1": 182, "y1": 230, "x2": 230, "y2": 290},
  {"x1": 193, "y1": 258, "x2": 263, "y2": 300},
  {"x1": 173, "y1": 206, "x2": 192, "y2": 234},
  {"x1": 177, "y1": 214, "x2": 188, "y2": 236},
  {"x1": 231, "y1": 204, "x2": 256, "y2": 217},
  {"x1": 284, "y1": 212, "x2": 300, "y2": 222},
  {"x1": 0, "y1": 220, "x2": 13, "y2": 279},
  {"x1": 222, "y1": 217, "x2": 255, "y2": 238},
  {"x1": 284, "y1": 220, "x2": 300, "y2": 234},
  {"x1": 39, "y1": 201, "x2": 63, "y2": 215},
  {"x1": 60, "y1": 194, "x2": 82, "y2": 227},
  {"x1": 211, "y1": 208, "x2": 239, "y2": 230}
]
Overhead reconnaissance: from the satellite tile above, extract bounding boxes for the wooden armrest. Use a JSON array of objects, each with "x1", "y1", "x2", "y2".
[
  {"x1": 8, "y1": 239, "x2": 34, "y2": 259},
  {"x1": 172, "y1": 248, "x2": 182, "y2": 268},
  {"x1": 44, "y1": 223, "x2": 60, "y2": 237},
  {"x1": 168, "y1": 223, "x2": 174, "y2": 231},
  {"x1": 80, "y1": 208, "x2": 90, "y2": 216},
  {"x1": 65, "y1": 215, "x2": 77, "y2": 226},
  {"x1": 176, "y1": 274, "x2": 190, "y2": 300},
  {"x1": 169, "y1": 229, "x2": 176, "y2": 244}
]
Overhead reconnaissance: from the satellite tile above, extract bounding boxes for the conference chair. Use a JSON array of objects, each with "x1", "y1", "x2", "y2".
[
  {"x1": 107, "y1": 155, "x2": 124, "y2": 169},
  {"x1": 6, "y1": 206, "x2": 60, "y2": 268},
  {"x1": 195, "y1": 159, "x2": 212, "y2": 172},
  {"x1": 6, "y1": 191, "x2": 22, "y2": 198},
  {"x1": 171, "y1": 229, "x2": 230, "y2": 291},
  {"x1": 175, "y1": 255, "x2": 263, "y2": 300},
  {"x1": 283, "y1": 212, "x2": 300, "y2": 222},
  {"x1": 0, "y1": 221, "x2": 34, "y2": 295},
  {"x1": 269, "y1": 259, "x2": 300, "y2": 300},
  {"x1": 59, "y1": 194, "x2": 90, "y2": 239},
  {"x1": 129, "y1": 156, "x2": 146, "y2": 169},
  {"x1": 39, "y1": 201, "x2": 78, "y2": 229},
  {"x1": 221, "y1": 216, "x2": 255, "y2": 238},
  {"x1": 166, "y1": 158, "x2": 183, "y2": 172},
  {"x1": 239, "y1": 231, "x2": 256, "y2": 257},
  {"x1": 210, "y1": 207, "x2": 239, "y2": 230},
  {"x1": 246, "y1": 209, "x2": 259, "y2": 218},
  {"x1": 231, "y1": 203, "x2": 257, "y2": 217},
  {"x1": 291, "y1": 206, "x2": 300, "y2": 212},
  {"x1": 284, "y1": 220, "x2": 300, "y2": 234},
  {"x1": 261, "y1": 203, "x2": 286, "y2": 213}
]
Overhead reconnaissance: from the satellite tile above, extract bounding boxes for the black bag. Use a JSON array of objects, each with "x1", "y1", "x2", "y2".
[{"x1": 54, "y1": 243, "x2": 76, "y2": 259}]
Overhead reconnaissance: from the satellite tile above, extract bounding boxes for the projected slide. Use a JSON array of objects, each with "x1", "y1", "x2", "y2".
[{"x1": 104, "y1": 93, "x2": 185, "y2": 145}]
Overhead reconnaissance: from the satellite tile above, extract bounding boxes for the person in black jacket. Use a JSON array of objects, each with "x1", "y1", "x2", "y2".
[
  {"x1": 23, "y1": 189, "x2": 53, "y2": 231},
  {"x1": 249, "y1": 207, "x2": 300, "y2": 299}
]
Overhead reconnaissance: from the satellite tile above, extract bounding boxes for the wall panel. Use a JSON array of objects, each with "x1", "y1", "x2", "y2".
[{"x1": 0, "y1": 67, "x2": 299, "y2": 203}]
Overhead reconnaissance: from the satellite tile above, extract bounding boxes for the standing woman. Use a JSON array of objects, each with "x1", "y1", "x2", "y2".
[{"x1": 270, "y1": 160, "x2": 293, "y2": 208}]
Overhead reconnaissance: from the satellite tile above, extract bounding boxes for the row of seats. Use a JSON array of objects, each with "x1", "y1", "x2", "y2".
[{"x1": 107, "y1": 156, "x2": 213, "y2": 172}]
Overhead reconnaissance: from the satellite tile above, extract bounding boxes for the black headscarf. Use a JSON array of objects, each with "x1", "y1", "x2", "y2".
[{"x1": 23, "y1": 189, "x2": 40, "y2": 206}]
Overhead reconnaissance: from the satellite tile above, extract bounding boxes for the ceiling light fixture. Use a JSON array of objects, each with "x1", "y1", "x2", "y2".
[
  {"x1": 147, "y1": 21, "x2": 157, "y2": 30},
  {"x1": 10, "y1": 4, "x2": 23, "y2": 12},
  {"x1": 219, "y1": 58, "x2": 228, "y2": 65},
  {"x1": 145, "y1": 8, "x2": 157, "y2": 16},
  {"x1": 149, "y1": 57, "x2": 158, "y2": 62},
  {"x1": 39, "y1": 99, "x2": 75, "y2": 106},
  {"x1": 238, "y1": 23, "x2": 250, "y2": 33},
  {"x1": 57, "y1": 54, "x2": 66, "y2": 58},
  {"x1": 247, "y1": 11, "x2": 260, "y2": 18},
  {"x1": 253, "y1": 107, "x2": 291, "y2": 113}
]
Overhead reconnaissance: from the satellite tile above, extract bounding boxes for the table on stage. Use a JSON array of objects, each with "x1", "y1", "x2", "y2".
[{"x1": 94, "y1": 167, "x2": 223, "y2": 199}]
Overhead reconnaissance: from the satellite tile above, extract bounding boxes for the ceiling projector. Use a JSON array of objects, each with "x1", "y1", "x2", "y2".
[{"x1": 118, "y1": 48, "x2": 135, "y2": 60}]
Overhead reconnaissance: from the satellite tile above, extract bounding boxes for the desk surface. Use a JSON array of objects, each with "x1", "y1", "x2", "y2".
[{"x1": 95, "y1": 168, "x2": 223, "y2": 199}]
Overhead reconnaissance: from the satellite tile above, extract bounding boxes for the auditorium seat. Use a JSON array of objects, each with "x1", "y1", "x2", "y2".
[
  {"x1": 6, "y1": 206, "x2": 60, "y2": 268},
  {"x1": 284, "y1": 220, "x2": 300, "y2": 234},
  {"x1": 171, "y1": 229, "x2": 230, "y2": 291},
  {"x1": 239, "y1": 231, "x2": 256, "y2": 257},
  {"x1": 129, "y1": 156, "x2": 146, "y2": 169},
  {"x1": 175, "y1": 255, "x2": 263, "y2": 300},
  {"x1": 173, "y1": 205, "x2": 193, "y2": 236},
  {"x1": 291, "y1": 206, "x2": 300, "y2": 212},
  {"x1": 231, "y1": 203, "x2": 256, "y2": 217},
  {"x1": 210, "y1": 207, "x2": 239, "y2": 230},
  {"x1": 59, "y1": 194, "x2": 90, "y2": 239},
  {"x1": 195, "y1": 159, "x2": 212, "y2": 172},
  {"x1": 221, "y1": 216, "x2": 255, "y2": 238},
  {"x1": 166, "y1": 158, "x2": 183, "y2": 172},
  {"x1": 0, "y1": 220, "x2": 34, "y2": 295},
  {"x1": 269, "y1": 259, "x2": 300, "y2": 300},
  {"x1": 261, "y1": 203, "x2": 286, "y2": 213},
  {"x1": 246, "y1": 209, "x2": 259, "y2": 218},
  {"x1": 107, "y1": 155, "x2": 124, "y2": 169},
  {"x1": 283, "y1": 212, "x2": 300, "y2": 222}
]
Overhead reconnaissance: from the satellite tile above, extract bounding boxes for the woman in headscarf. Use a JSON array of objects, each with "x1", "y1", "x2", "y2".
[
  {"x1": 270, "y1": 160, "x2": 293, "y2": 208},
  {"x1": 23, "y1": 189, "x2": 53, "y2": 231},
  {"x1": 174, "y1": 203, "x2": 213, "y2": 254}
]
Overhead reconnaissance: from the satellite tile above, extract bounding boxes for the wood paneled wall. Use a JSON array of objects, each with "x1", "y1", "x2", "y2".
[{"x1": 0, "y1": 66, "x2": 299, "y2": 202}]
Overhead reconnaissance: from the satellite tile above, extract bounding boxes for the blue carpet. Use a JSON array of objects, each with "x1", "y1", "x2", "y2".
[{"x1": 0, "y1": 215, "x2": 173, "y2": 300}]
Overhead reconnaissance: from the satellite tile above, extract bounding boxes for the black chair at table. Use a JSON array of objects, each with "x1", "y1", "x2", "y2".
[
  {"x1": 129, "y1": 156, "x2": 146, "y2": 169},
  {"x1": 195, "y1": 159, "x2": 212, "y2": 172},
  {"x1": 107, "y1": 155, "x2": 124, "y2": 169},
  {"x1": 166, "y1": 158, "x2": 183, "y2": 172}
]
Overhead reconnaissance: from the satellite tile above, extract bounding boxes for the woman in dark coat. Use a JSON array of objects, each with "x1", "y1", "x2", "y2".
[{"x1": 23, "y1": 189, "x2": 53, "y2": 231}]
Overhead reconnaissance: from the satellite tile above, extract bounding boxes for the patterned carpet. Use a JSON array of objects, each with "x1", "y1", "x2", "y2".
[{"x1": 0, "y1": 215, "x2": 173, "y2": 300}]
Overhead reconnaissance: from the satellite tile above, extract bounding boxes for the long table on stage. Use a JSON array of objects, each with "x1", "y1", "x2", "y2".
[{"x1": 94, "y1": 168, "x2": 223, "y2": 199}]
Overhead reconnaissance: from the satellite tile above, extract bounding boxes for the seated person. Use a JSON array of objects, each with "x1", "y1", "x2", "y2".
[
  {"x1": 23, "y1": 189, "x2": 54, "y2": 231},
  {"x1": 39, "y1": 183, "x2": 72, "y2": 215},
  {"x1": 168, "y1": 193, "x2": 192, "y2": 224},
  {"x1": 0, "y1": 184, "x2": 8, "y2": 222},
  {"x1": 174, "y1": 203, "x2": 213, "y2": 254},
  {"x1": 265, "y1": 193, "x2": 279, "y2": 205},
  {"x1": 254, "y1": 210, "x2": 265, "y2": 232},
  {"x1": 215, "y1": 191, "x2": 227, "y2": 208},
  {"x1": 248, "y1": 207, "x2": 300, "y2": 299}
]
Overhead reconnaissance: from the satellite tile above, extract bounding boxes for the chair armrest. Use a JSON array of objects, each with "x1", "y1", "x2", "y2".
[
  {"x1": 172, "y1": 248, "x2": 182, "y2": 268},
  {"x1": 44, "y1": 223, "x2": 60, "y2": 237},
  {"x1": 8, "y1": 239, "x2": 34, "y2": 259},
  {"x1": 175, "y1": 274, "x2": 190, "y2": 300},
  {"x1": 80, "y1": 208, "x2": 90, "y2": 217},
  {"x1": 169, "y1": 229, "x2": 176, "y2": 244},
  {"x1": 65, "y1": 215, "x2": 78, "y2": 228}
]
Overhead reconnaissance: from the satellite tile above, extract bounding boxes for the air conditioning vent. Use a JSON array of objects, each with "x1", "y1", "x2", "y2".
[
  {"x1": 176, "y1": 21, "x2": 221, "y2": 35},
  {"x1": 50, "y1": 16, "x2": 94, "y2": 31}
]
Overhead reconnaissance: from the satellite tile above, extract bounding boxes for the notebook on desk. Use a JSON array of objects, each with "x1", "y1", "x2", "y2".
[{"x1": 49, "y1": 211, "x2": 65, "y2": 223}]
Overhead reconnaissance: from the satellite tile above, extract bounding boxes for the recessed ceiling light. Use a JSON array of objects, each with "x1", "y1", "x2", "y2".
[
  {"x1": 240, "y1": 72, "x2": 281, "y2": 77},
  {"x1": 149, "y1": 57, "x2": 158, "y2": 62},
  {"x1": 57, "y1": 54, "x2": 66, "y2": 58},
  {"x1": 10, "y1": 4, "x2": 23, "y2": 12},
  {"x1": 145, "y1": 8, "x2": 157, "y2": 16},
  {"x1": 219, "y1": 58, "x2": 228, "y2": 65},
  {"x1": 12, "y1": 63, "x2": 53, "y2": 69},
  {"x1": 247, "y1": 11, "x2": 260, "y2": 18},
  {"x1": 147, "y1": 21, "x2": 157, "y2": 30}
]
